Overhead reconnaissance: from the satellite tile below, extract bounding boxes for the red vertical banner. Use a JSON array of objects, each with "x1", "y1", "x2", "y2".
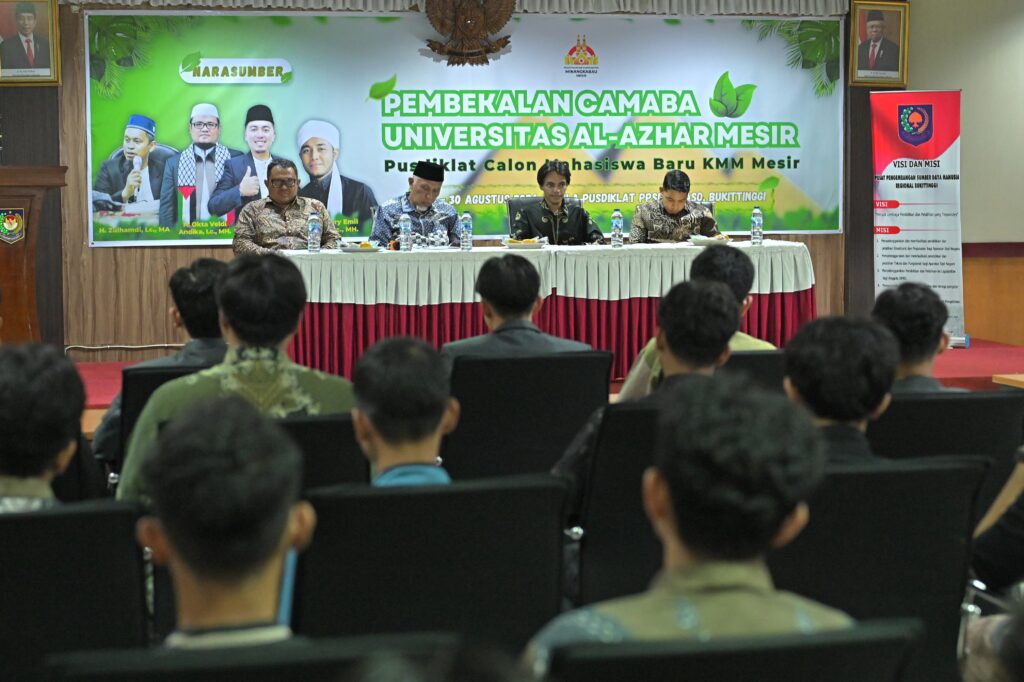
[{"x1": 870, "y1": 90, "x2": 965, "y2": 339}]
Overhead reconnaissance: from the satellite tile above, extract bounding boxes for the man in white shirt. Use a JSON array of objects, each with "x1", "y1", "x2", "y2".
[
  {"x1": 209, "y1": 104, "x2": 287, "y2": 222},
  {"x1": 159, "y1": 103, "x2": 242, "y2": 227},
  {"x1": 92, "y1": 114, "x2": 167, "y2": 209}
]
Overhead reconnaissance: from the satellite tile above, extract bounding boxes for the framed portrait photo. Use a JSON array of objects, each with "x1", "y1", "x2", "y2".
[
  {"x1": 849, "y1": 1, "x2": 908, "y2": 88},
  {"x1": 0, "y1": 0, "x2": 60, "y2": 86}
]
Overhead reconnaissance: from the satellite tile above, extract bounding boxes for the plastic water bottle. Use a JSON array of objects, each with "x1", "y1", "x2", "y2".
[
  {"x1": 399, "y1": 213, "x2": 414, "y2": 252},
  {"x1": 460, "y1": 211, "x2": 473, "y2": 252},
  {"x1": 750, "y1": 206, "x2": 764, "y2": 246},
  {"x1": 611, "y1": 208, "x2": 624, "y2": 248},
  {"x1": 307, "y1": 213, "x2": 322, "y2": 253}
]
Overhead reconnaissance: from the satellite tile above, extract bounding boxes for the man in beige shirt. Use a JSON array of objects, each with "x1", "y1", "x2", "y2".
[{"x1": 232, "y1": 159, "x2": 339, "y2": 255}]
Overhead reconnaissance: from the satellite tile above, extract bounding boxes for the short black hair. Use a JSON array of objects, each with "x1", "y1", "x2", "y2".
[
  {"x1": 655, "y1": 373, "x2": 824, "y2": 560},
  {"x1": 216, "y1": 254, "x2": 306, "y2": 347},
  {"x1": 169, "y1": 258, "x2": 227, "y2": 339},
  {"x1": 353, "y1": 337, "x2": 450, "y2": 444},
  {"x1": 0, "y1": 344, "x2": 85, "y2": 477},
  {"x1": 267, "y1": 158, "x2": 299, "y2": 177},
  {"x1": 872, "y1": 282, "x2": 948, "y2": 365},
  {"x1": 657, "y1": 279, "x2": 740, "y2": 367},
  {"x1": 142, "y1": 396, "x2": 302, "y2": 581},
  {"x1": 536, "y1": 160, "x2": 571, "y2": 188},
  {"x1": 474, "y1": 255, "x2": 540, "y2": 318},
  {"x1": 690, "y1": 244, "x2": 755, "y2": 304},
  {"x1": 661, "y1": 170, "x2": 691, "y2": 193},
  {"x1": 784, "y1": 316, "x2": 899, "y2": 421},
  {"x1": 15, "y1": 3, "x2": 34, "y2": 16}
]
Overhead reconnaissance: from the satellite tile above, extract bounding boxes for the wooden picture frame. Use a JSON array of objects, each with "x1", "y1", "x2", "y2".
[
  {"x1": 0, "y1": 0, "x2": 60, "y2": 86},
  {"x1": 849, "y1": 1, "x2": 908, "y2": 88}
]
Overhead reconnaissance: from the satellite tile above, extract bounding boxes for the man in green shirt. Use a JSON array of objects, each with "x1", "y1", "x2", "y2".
[
  {"x1": 619, "y1": 244, "x2": 775, "y2": 400},
  {"x1": 117, "y1": 254, "x2": 355, "y2": 501},
  {"x1": 525, "y1": 375, "x2": 851, "y2": 675}
]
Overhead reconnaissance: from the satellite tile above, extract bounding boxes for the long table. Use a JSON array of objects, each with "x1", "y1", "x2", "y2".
[{"x1": 285, "y1": 241, "x2": 816, "y2": 379}]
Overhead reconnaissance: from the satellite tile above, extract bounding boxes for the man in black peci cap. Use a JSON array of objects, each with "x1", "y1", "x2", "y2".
[
  {"x1": 857, "y1": 8, "x2": 900, "y2": 73},
  {"x1": 209, "y1": 104, "x2": 288, "y2": 219},
  {"x1": 370, "y1": 160, "x2": 460, "y2": 247}
]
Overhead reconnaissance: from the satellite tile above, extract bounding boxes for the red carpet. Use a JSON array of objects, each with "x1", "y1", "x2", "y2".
[
  {"x1": 934, "y1": 339, "x2": 1024, "y2": 391},
  {"x1": 76, "y1": 362, "x2": 132, "y2": 409}
]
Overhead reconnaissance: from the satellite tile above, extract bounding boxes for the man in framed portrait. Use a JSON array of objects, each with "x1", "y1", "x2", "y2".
[
  {"x1": 857, "y1": 9, "x2": 899, "y2": 73},
  {"x1": 0, "y1": 2, "x2": 49, "y2": 70}
]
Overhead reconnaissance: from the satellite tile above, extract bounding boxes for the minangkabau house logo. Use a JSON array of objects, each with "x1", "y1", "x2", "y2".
[{"x1": 564, "y1": 34, "x2": 598, "y2": 78}]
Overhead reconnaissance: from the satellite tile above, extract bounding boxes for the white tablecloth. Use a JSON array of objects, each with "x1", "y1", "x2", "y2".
[{"x1": 284, "y1": 240, "x2": 815, "y2": 305}]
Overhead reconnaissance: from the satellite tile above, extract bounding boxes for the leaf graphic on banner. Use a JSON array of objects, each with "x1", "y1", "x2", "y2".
[
  {"x1": 281, "y1": 71, "x2": 293, "y2": 84},
  {"x1": 710, "y1": 72, "x2": 737, "y2": 116},
  {"x1": 314, "y1": 16, "x2": 328, "y2": 25},
  {"x1": 269, "y1": 17, "x2": 292, "y2": 27},
  {"x1": 368, "y1": 74, "x2": 397, "y2": 100},
  {"x1": 180, "y1": 51, "x2": 201, "y2": 73},
  {"x1": 733, "y1": 84, "x2": 756, "y2": 116},
  {"x1": 375, "y1": 17, "x2": 400, "y2": 23},
  {"x1": 758, "y1": 176, "x2": 780, "y2": 191},
  {"x1": 744, "y1": 19, "x2": 840, "y2": 98},
  {"x1": 664, "y1": 19, "x2": 681, "y2": 26},
  {"x1": 710, "y1": 72, "x2": 756, "y2": 118}
]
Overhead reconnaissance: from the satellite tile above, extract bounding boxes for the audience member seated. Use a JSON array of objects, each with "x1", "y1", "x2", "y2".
[
  {"x1": 871, "y1": 281, "x2": 964, "y2": 394},
  {"x1": 964, "y1": 608, "x2": 1020, "y2": 682},
  {"x1": 554, "y1": 278, "x2": 740, "y2": 517},
  {"x1": 136, "y1": 396, "x2": 315, "y2": 648},
  {"x1": 619, "y1": 244, "x2": 774, "y2": 401},
  {"x1": 352, "y1": 337, "x2": 459, "y2": 486},
  {"x1": 783, "y1": 317, "x2": 899, "y2": 464},
  {"x1": 0, "y1": 284, "x2": 4, "y2": 343},
  {"x1": 442, "y1": 254, "x2": 590, "y2": 359},
  {"x1": 92, "y1": 258, "x2": 228, "y2": 466},
  {"x1": 0, "y1": 344, "x2": 84, "y2": 512},
  {"x1": 118, "y1": 254, "x2": 355, "y2": 500},
  {"x1": 524, "y1": 375, "x2": 851, "y2": 675}
]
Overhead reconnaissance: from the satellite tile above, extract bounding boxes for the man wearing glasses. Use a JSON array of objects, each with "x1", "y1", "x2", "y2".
[
  {"x1": 232, "y1": 159, "x2": 339, "y2": 255},
  {"x1": 159, "y1": 103, "x2": 242, "y2": 227}
]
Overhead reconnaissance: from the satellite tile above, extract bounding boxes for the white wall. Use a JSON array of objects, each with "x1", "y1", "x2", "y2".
[{"x1": 907, "y1": 0, "x2": 1024, "y2": 243}]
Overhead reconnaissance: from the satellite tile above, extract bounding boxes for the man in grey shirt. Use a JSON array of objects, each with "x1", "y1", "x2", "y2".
[
  {"x1": 92, "y1": 258, "x2": 228, "y2": 467},
  {"x1": 442, "y1": 255, "x2": 590, "y2": 359},
  {"x1": 872, "y1": 282, "x2": 964, "y2": 394}
]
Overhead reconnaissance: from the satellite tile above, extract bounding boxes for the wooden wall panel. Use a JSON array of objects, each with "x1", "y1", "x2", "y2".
[
  {"x1": 57, "y1": 7, "x2": 845, "y2": 363},
  {"x1": 963, "y1": 257, "x2": 1024, "y2": 347},
  {"x1": 776, "y1": 233, "x2": 845, "y2": 318}
]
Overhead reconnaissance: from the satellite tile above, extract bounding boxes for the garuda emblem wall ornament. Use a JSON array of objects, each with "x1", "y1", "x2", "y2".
[{"x1": 425, "y1": 0, "x2": 516, "y2": 66}]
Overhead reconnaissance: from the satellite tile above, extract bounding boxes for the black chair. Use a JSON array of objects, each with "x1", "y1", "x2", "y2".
[
  {"x1": 767, "y1": 458, "x2": 988, "y2": 682},
  {"x1": 576, "y1": 403, "x2": 661, "y2": 606},
  {"x1": 0, "y1": 500, "x2": 147, "y2": 678},
  {"x1": 295, "y1": 475, "x2": 567, "y2": 649},
  {"x1": 47, "y1": 632, "x2": 460, "y2": 682},
  {"x1": 866, "y1": 390, "x2": 1024, "y2": 515},
  {"x1": 118, "y1": 364, "x2": 213, "y2": 473},
  {"x1": 277, "y1": 414, "x2": 370, "y2": 490},
  {"x1": 442, "y1": 352, "x2": 612, "y2": 479},
  {"x1": 549, "y1": 619, "x2": 921, "y2": 682},
  {"x1": 720, "y1": 349, "x2": 786, "y2": 393}
]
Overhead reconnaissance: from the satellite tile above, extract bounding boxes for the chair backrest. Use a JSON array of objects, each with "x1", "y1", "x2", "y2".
[
  {"x1": 577, "y1": 403, "x2": 661, "y2": 605},
  {"x1": 119, "y1": 364, "x2": 213, "y2": 472},
  {"x1": 0, "y1": 500, "x2": 148, "y2": 677},
  {"x1": 442, "y1": 352, "x2": 612, "y2": 479},
  {"x1": 548, "y1": 619, "x2": 922, "y2": 682},
  {"x1": 277, "y1": 414, "x2": 369, "y2": 491},
  {"x1": 506, "y1": 195, "x2": 582, "y2": 230},
  {"x1": 47, "y1": 633, "x2": 461, "y2": 682},
  {"x1": 767, "y1": 457, "x2": 988, "y2": 682},
  {"x1": 295, "y1": 475, "x2": 567, "y2": 649},
  {"x1": 866, "y1": 390, "x2": 1024, "y2": 514},
  {"x1": 719, "y1": 349, "x2": 786, "y2": 393}
]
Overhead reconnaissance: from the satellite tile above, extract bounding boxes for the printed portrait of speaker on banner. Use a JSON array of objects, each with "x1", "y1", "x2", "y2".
[{"x1": 84, "y1": 12, "x2": 844, "y2": 247}]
